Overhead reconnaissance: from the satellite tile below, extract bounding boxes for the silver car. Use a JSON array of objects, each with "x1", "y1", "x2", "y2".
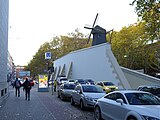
[
  {"x1": 71, "y1": 84, "x2": 105, "y2": 110},
  {"x1": 94, "y1": 90, "x2": 160, "y2": 120},
  {"x1": 58, "y1": 83, "x2": 76, "y2": 100}
]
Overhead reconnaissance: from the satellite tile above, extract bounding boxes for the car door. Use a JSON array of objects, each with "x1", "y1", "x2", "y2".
[
  {"x1": 110, "y1": 93, "x2": 129, "y2": 120},
  {"x1": 100, "y1": 92, "x2": 129, "y2": 120},
  {"x1": 75, "y1": 86, "x2": 82, "y2": 104},
  {"x1": 100, "y1": 93, "x2": 116, "y2": 120},
  {"x1": 59, "y1": 85, "x2": 64, "y2": 95},
  {"x1": 72, "y1": 85, "x2": 81, "y2": 104}
]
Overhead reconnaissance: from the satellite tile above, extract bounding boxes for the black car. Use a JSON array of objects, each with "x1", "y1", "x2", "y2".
[
  {"x1": 84, "y1": 79, "x2": 95, "y2": 85},
  {"x1": 137, "y1": 85, "x2": 160, "y2": 97}
]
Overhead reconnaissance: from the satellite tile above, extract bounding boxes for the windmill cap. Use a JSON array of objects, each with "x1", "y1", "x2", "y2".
[{"x1": 92, "y1": 25, "x2": 106, "y2": 34}]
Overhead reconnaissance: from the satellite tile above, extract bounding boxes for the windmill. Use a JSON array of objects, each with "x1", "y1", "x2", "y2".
[{"x1": 84, "y1": 13, "x2": 114, "y2": 46}]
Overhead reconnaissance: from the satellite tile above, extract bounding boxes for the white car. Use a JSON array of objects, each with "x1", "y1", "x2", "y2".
[
  {"x1": 94, "y1": 90, "x2": 160, "y2": 120},
  {"x1": 68, "y1": 79, "x2": 76, "y2": 84},
  {"x1": 57, "y1": 76, "x2": 68, "y2": 85},
  {"x1": 71, "y1": 84, "x2": 106, "y2": 110}
]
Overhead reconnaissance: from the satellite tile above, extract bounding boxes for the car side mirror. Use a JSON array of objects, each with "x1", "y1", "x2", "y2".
[{"x1": 116, "y1": 99, "x2": 124, "y2": 105}]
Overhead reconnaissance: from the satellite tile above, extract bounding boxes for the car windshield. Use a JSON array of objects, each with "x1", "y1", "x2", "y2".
[
  {"x1": 69, "y1": 80, "x2": 75, "y2": 82},
  {"x1": 148, "y1": 87, "x2": 160, "y2": 96},
  {"x1": 82, "y1": 86, "x2": 104, "y2": 93},
  {"x1": 60, "y1": 78, "x2": 67, "y2": 81},
  {"x1": 64, "y1": 84, "x2": 75, "y2": 89},
  {"x1": 103, "y1": 82, "x2": 114, "y2": 86},
  {"x1": 125, "y1": 93, "x2": 160, "y2": 105},
  {"x1": 77, "y1": 79, "x2": 86, "y2": 84},
  {"x1": 86, "y1": 79, "x2": 94, "y2": 82}
]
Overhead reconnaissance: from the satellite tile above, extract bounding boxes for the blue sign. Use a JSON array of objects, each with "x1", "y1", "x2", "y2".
[
  {"x1": 19, "y1": 71, "x2": 30, "y2": 77},
  {"x1": 45, "y1": 52, "x2": 51, "y2": 60}
]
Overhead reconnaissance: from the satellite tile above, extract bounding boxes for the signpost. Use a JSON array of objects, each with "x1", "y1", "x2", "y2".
[{"x1": 44, "y1": 52, "x2": 54, "y2": 94}]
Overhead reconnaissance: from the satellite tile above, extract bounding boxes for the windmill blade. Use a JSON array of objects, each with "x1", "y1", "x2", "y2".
[
  {"x1": 87, "y1": 13, "x2": 99, "y2": 44},
  {"x1": 84, "y1": 13, "x2": 99, "y2": 44},
  {"x1": 87, "y1": 32, "x2": 92, "y2": 44},
  {"x1": 92, "y1": 13, "x2": 99, "y2": 28},
  {"x1": 84, "y1": 26, "x2": 92, "y2": 29},
  {"x1": 109, "y1": 29, "x2": 114, "y2": 44}
]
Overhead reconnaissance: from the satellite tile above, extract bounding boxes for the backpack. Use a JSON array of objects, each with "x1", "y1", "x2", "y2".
[
  {"x1": 16, "y1": 81, "x2": 20, "y2": 87},
  {"x1": 26, "y1": 81, "x2": 31, "y2": 89}
]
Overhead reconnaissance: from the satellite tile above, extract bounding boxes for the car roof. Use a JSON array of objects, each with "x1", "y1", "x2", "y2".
[
  {"x1": 79, "y1": 84, "x2": 96, "y2": 87},
  {"x1": 98, "y1": 81, "x2": 113, "y2": 83},
  {"x1": 110, "y1": 90, "x2": 149, "y2": 94},
  {"x1": 63, "y1": 83, "x2": 75, "y2": 85},
  {"x1": 138, "y1": 84, "x2": 160, "y2": 88}
]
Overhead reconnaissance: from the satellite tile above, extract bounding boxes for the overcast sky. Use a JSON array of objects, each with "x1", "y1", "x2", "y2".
[{"x1": 8, "y1": 0, "x2": 138, "y2": 66}]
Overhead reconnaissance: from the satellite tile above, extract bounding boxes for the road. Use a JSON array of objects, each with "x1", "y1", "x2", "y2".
[{"x1": 0, "y1": 85, "x2": 94, "y2": 120}]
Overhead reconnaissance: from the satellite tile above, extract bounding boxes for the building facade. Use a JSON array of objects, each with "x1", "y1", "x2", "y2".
[
  {"x1": 15, "y1": 66, "x2": 25, "y2": 78},
  {"x1": 7, "y1": 52, "x2": 15, "y2": 82},
  {"x1": 0, "y1": 0, "x2": 9, "y2": 103}
]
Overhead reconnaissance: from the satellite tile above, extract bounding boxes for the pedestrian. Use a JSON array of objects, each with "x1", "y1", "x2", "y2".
[
  {"x1": 23, "y1": 77, "x2": 32, "y2": 101},
  {"x1": 54, "y1": 80, "x2": 57, "y2": 92},
  {"x1": 14, "y1": 77, "x2": 22, "y2": 97}
]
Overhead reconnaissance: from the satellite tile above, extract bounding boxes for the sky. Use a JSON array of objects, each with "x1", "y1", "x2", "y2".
[{"x1": 8, "y1": 0, "x2": 138, "y2": 66}]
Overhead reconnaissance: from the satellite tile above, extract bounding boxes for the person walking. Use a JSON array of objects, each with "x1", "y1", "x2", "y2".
[
  {"x1": 54, "y1": 80, "x2": 57, "y2": 92},
  {"x1": 23, "y1": 77, "x2": 32, "y2": 101},
  {"x1": 14, "y1": 77, "x2": 22, "y2": 97}
]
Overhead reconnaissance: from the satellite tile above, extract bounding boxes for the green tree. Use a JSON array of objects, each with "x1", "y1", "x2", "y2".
[
  {"x1": 26, "y1": 42, "x2": 54, "y2": 76},
  {"x1": 111, "y1": 21, "x2": 160, "y2": 75},
  {"x1": 131, "y1": 0, "x2": 160, "y2": 41},
  {"x1": 26, "y1": 29, "x2": 89, "y2": 77},
  {"x1": 111, "y1": 22, "x2": 149, "y2": 69}
]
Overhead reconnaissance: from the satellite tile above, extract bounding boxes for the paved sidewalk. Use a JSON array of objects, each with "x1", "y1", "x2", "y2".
[
  {"x1": 0, "y1": 85, "x2": 56, "y2": 120},
  {"x1": 0, "y1": 85, "x2": 94, "y2": 120}
]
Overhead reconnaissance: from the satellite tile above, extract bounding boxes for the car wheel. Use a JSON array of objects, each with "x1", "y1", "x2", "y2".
[
  {"x1": 94, "y1": 106, "x2": 102, "y2": 120},
  {"x1": 60, "y1": 93, "x2": 64, "y2": 100},
  {"x1": 127, "y1": 116, "x2": 137, "y2": 120},
  {"x1": 57, "y1": 91, "x2": 60, "y2": 98},
  {"x1": 80, "y1": 100, "x2": 85, "y2": 110},
  {"x1": 71, "y1": 97, "x2": 75, "y2": 105}
]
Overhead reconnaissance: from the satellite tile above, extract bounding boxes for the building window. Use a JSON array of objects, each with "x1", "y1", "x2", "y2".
[
  {"x1": 1, "y1": 89, "x2": 4, "y2": 96},
  {"x1": 5, "y1": 88, "x2": 7, "y2": 94}
]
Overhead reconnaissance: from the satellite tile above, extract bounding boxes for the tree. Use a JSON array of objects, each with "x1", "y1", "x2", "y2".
[
  {"x1": 26, "y1": 42, "x2": 54, "y2": 76},
  {"x1": 131, "y1": 0, "x2": 160, "y2": 41},
  {"x1": 111, "y1": 22, "x2": 150, "y2": 69},
  {"x1": 26, "y1": 29, "x2": 89, "y2": 77}
]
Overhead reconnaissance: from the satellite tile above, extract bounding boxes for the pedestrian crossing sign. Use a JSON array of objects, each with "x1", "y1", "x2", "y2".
[{"x1": 45, "y1": 52, "x2": 51, "y2": 60}]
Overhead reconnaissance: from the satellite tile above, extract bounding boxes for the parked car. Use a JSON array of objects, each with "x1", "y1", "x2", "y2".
[
  {"x1": 57, "y1": 83, "x2": 76, "y2": 100},
  {"x1": 96, "y1": 81, "x2": 118, "y2": 93},
  {"x1": 137, "y1": 85, "x2": 160, "y2": 97},
  {"x1": 71, "y1": 84, "x2": 105, "y2": 110},
  {"x1": 84, "y1": 79, "x2": 95, "y2": 85},
  {"x1": 68, "y1": 79, "x2": 76, "y2": 84},
  {"x1": 94, "y1": 90, "x2": 160, "y2": 120},
  {"x1": 74, "y1": 79, "x2": 87, "y2": 85},
  {"x1": 57, "y1": 77, "x2": 68, "y2": 85}
]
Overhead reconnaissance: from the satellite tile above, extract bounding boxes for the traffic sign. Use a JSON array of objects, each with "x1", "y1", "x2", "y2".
[{"x1": 45, "y1": 52, "x2": 51, "y2": 60}]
